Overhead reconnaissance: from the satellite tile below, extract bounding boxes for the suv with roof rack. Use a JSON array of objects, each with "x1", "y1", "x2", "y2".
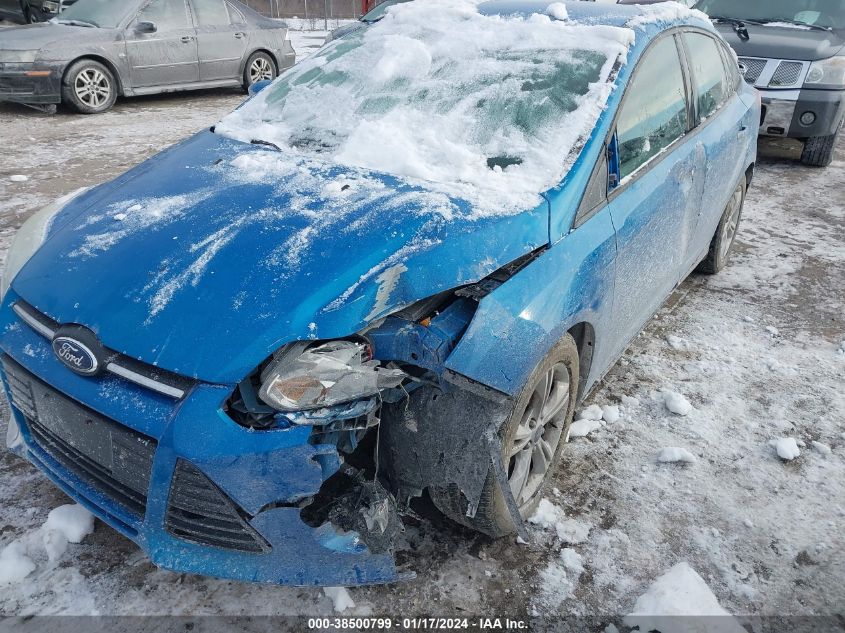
[{"x1": 694, "y1": 0, "x2": 845, "y2": 166}]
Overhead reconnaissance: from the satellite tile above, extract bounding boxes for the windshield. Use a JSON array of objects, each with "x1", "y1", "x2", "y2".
[
  {"x1": 361, "y1": 0, "x2": 412, "y2": 23},
  {"x1": 694, "y1": 0, "x2": 844, "y2": 30},
  {"x1": 216, "y1": 0, "x2": 632, "y2": 214},
  {"x1": 53, "y1": 0, "x2": 136, "y2": 28}
]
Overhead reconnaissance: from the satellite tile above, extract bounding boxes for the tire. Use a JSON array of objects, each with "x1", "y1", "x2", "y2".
[
  {"x1": 697, "y1": 174, "x2": 746, "y2": 275},
  {"x1": 429, "y1": 334, "x2": 580, "y2": 537},
  {"x1": 61, "y1": 60, "x2": 117, "y2": 114},
  {"x1": 801, "y1": 127, "x2": 840, "y2": 167},
  {"x1": 243, "y1": 51, "x2": 277, "y2": 91}
]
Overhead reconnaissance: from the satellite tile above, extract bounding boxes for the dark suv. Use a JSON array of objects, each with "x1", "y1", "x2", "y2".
[
  {"x1": 0, "y1": 0, "x2": 77, "y2": 24},
  {"x1": 694, "y1": 0, "x2": 844, "y2": 166}
]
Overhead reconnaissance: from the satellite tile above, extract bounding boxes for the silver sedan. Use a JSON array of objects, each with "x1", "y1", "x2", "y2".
[{"x1": 0, "y1": 0, "x2": 295, "y2": 113}]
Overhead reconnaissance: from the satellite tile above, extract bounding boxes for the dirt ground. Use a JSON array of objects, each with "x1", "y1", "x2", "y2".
[{"x1": 0, "y1": 83, "x2": 843, "y2": 628}]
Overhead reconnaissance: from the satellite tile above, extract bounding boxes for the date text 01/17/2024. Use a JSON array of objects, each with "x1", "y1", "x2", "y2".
[{"x1": 306, "y1": 617, "x2": 529, "y2": 630}]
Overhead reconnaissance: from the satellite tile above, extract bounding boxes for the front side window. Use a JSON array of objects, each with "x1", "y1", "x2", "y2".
[
  {"x1": 137, "y1": 0, "x2": 189, "y2": 29},
  {"x1": 616, "y1": 36, "x2": 689, "y2": 180},
  {"x1": 191, "y1": 0, "x2": 230, "y2": 26},
  {"x1": 53, "y1": 0, "x2": 135, "y2": 28},
  {"x1": 684, "y1": 33, "x2": 728, "y2": 121}
]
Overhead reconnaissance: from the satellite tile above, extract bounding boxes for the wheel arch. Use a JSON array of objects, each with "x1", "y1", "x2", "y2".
[
  {"x1": 62, "y1": 55, "x2": 125, "y2": 97},
  {"x1": 567, "y1": 321, "x2": 596, "y2": 404},
  {"x1": 744, "y1": 162, "x2": 755, "y2": 189},
  {"x1": 240, "y1": 48, "x2": 279, "y2": 77}
]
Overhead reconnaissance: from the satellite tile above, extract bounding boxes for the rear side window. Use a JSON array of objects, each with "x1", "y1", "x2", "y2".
[
  {"x1": 191, "y1": 0, "x2": 230, "y2": 26},
  {"x1": 684, "y1": 33, "x2": 729, "y2": 121},
  {"x1": 616, "y1": 36, "x2": 689, "y2": 180},
  {"x1": 226, "y1": 2, "x2": 246, "y2": 24}
]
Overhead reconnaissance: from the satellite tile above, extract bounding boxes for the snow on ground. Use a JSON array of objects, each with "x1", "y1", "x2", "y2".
[{"x1": 0, "y1": 28, "x2": 843, "y2": 625}]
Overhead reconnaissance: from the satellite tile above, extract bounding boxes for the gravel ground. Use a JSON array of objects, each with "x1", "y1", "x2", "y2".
[{"x1": 0, "y1": 29, "x2": 843, "y2": 627}]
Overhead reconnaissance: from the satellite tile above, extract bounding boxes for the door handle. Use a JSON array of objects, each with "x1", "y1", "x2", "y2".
[
  {"x1": 181, "y1": 35, "x2": 194, "y2": 43},
  {"x1": 234, "y1": 32, "x2": 245, "y2": 39}
]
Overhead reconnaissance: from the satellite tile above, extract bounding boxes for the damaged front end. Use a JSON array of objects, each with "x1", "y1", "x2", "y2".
[{"x1": 218, "y1": 254, "x2": 541, "y2": 583}]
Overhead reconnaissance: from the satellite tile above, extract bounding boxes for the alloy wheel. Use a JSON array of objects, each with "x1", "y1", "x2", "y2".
[
  {"x1": 74, "y1": 68, "x2": 111, "y2": 109},
  {"x1": 249, "y1": 58, "x2": 274, "y2": 84},
  {"x1": 508, "y1": 363, "x2": 570, "y2": 506},
  {"x1": 719, "y1": 185, "x2": 743, "y2": 262}
]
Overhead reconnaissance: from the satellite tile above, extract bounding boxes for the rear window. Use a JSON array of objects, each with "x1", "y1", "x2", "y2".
[{"x1": 216, "y1": 2, "x2": 634, "y2": 215}]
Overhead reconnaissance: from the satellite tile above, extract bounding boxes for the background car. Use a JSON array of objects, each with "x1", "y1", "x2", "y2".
[
  {"x1": 693, "y1": 0, "x2": 845, "y2": 167},
  {"x1": 0, "y1": 0, "x2": 77, "y2": 25},
  {"x1": 0, "y1": 0, "x2": 295, "y2": 113}
]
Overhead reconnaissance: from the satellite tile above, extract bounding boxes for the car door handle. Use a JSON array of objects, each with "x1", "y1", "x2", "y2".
[
  {"x1": 181, "y1": 35, "x2": 194, "y2": 43},
  {"x1": 234, "y1": 32, "x2": 245, "y2": 39}
]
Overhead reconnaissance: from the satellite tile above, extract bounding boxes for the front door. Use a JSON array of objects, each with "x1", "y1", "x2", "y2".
[
  {"x1": 190, "y1": 0, "x2": 248, "y2": 82},
  {"x1": 125, "y1": 0, "x2": 198, "y2": 88},
  {"x1": 606, "y1": 33, "x2": 705, "y2": 353}
]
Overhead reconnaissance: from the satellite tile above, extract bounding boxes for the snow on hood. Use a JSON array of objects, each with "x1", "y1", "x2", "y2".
[{"x1": 216, "y1": 0, "x2": 635, "y2": 216}]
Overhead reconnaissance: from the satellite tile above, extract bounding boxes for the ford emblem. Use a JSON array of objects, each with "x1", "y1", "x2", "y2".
[{"x1": 52, "y1": 337, "x2": 99, "y2": 375}]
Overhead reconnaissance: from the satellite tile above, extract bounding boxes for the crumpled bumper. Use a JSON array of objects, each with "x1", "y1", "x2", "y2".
[{"x1": 0, "y1": 293, "x2": 403, "y2": 587}]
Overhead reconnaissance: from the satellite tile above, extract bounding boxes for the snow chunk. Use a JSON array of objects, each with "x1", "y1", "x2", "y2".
[
  {"x1": 569, "y1": 419, "x2": 602, "y2": 438},
  {"x1": 324, "y1": 586, "x2": 355, "y2": 612},
  {"x1": 0, "y1": 542, "x2": 36, "y2": 585},
  {"x1": 216, "y1": 0, "x2": 635, "y2": 216},
  {"x1": 9, "y1": 174, "x2": 28, "y2": 182},
  {"x1": 663, "y1": 390, "x2": 692, "y2": 416},
  {"x1": 621, "y1": 395, "x2": 640, "y2": 408},
  {"x1": 770, "y1": 437, "x2": 800, "y2": 461},
  {"x1": 602, "y1": 405, "x2": 620, "y2": 424},
  {"x1": 765, "y1": 325, "x2": 780, "y2": 336},
  {"x1": 546, "y1": 3, "x2": 568, "y2": 20},
  {"x1": 657, "y1": 447, "x2": 697, "y2": 464},
  {"x1": 43, "y1": 505, "x2": 94, "y2": 545},
  {"x1": 578, "y1": 404, "x2": 604, "y2": 420},
  {"x1": 529, "y1": 499, "x2": 591, "y2": 544},
  {"x1": 628, "y1": 3, "x2": 710, "y2": 29},
  {"x1": 666, "y1": 335, "x2": 689, "y2": 350},
  {"x1": 625, "y1": 562, "x2": 745, "y2": 633},
  {"x1": 812, "y1": 441, "x2": 832, "y2": 456},
  {"x1": 560, "y1": 548, "x2": 584, "y2": 574}
]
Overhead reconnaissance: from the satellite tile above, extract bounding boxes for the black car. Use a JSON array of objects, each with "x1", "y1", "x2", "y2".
[
  {"x1": 0, "y1": 0, "x2": 77, "y2": 24},
  {"x1": 694, "y1": 0, "x2": 845, "y2": 167}
]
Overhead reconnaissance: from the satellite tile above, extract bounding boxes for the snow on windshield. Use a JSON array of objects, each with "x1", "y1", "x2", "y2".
[{"x1": 216, "y1": 0, "x2": 635, "y2": 216}]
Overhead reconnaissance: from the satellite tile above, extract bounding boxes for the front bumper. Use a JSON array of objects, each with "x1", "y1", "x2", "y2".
[
  {"x1": 759, "y1": 87, "x2": 845, "y2": 139},
  {"x1": 0, "y1": 63, "x2": 63, "y2": 105},
  {"x1": 0, "y1": 290, "x2": 402, "y2": 586}
]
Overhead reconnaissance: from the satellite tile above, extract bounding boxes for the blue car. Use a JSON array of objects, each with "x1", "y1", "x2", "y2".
[{"x1": 0, "y1": 1, "x2": 758, "y2": 586}]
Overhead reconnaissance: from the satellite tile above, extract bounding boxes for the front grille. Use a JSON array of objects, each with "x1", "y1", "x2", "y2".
[
  {"x1": 165, "y1": 460, "x2": 270, "y2": 554},
  {"x1": 4, "y1": 356, "x2": 156, "y2": 519},
  {"x1": 770, "y1": 61, "x2": 803, "y2": 87},
  {"x1": 738, "y1": 57, "x2": 767, "y2": 85}
]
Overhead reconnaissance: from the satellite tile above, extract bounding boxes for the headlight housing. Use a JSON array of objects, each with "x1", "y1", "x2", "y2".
[
  {"x1": 0, "y1": 188, "x2": 88, "y2": 300},
  {"x1": 804, "y1": 55, "x2": 845, "y2": 89},
  {"x1": 258, "y1": 339, "x2": 405, "y2": 413}
]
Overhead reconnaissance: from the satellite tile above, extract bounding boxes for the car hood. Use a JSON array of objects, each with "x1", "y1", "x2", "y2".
[
  {"x1": 714, "y1": 23, "x2": 845, "y2": 61},
  {"x1": 0, "y1": 23, "x2": 114, "y2": 53},
  {"x1": 12, "y1": 131, "x2": 548, "y2": 384}
]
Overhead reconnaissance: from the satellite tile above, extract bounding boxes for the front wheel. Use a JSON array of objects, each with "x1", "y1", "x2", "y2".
[
  {"x1": 243, "y1": 52, "x2": 277, "y2": 91},
  {"x1": 430, "y1": 334, "x2": 579, "y2": 537},
  {"x1": 801, "y1": 127, "x2": 840, "y2": 167},
  {"x1": 61, "y1": 60, "x2": 117, "y2": 114},
  {"x1": 697, "y1": 174, "x2": 746, "y2": 275}
]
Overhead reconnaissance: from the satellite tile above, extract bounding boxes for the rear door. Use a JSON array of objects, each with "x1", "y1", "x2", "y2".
[
  {"x1": 125, "y1": 0, "x2": 199, "y2": 88},
  {"x1": 680, "y1": 31, "x2": 753, "y2": 267},
  {"x1": 605, "y1": 33, "x2": 706, "y2": 351},
  {"x1": 189, "y1": 0, "x2": 248, "y2": 82}
]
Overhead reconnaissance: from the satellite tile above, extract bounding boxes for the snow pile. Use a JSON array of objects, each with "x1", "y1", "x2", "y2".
[
  {"x1": 602, "y1": 405, "x2": 620, "y2": 424},
  {"x1": 0, "y1": 504, "x2": 94, "y2": 585},
  {"x1": 579, "y1": 404, "x2": 604, "y2": 421},
  {"x1": 657, "y1": 447, "x2": 697, "y2": 464},
  {"x1": 624, "y1": 562, "x2": 745, "y2": 633},
  {"x1": 770, "y1": 437, "x2": 800, "y2": 461},
  {"x1": 546, "y1": 3, "x2": 568, "y2": 20},
  {"x1": 217, "y1": 0, "x2": 635, "y2": 216},
  {"x1": 538, "y1": 547, "x2": 584, "y2": 605},
  {"x1": 662, "y1": 390, "x2": 693, "y2": 416},
  {"x1": 811, "y1": 441, "x2": 831, "y2": 456},
  {"x1": 529, "y1": 499, "x2": 591, "y2": 544},
  {"x1": 627, "y1": 2, "x2": 710, "y2": 28},
  {"x1": 324, "y1": 586, "x2": 355, "y2": 612}
]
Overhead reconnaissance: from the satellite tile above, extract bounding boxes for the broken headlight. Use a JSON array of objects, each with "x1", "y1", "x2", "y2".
[{"x1": 258, "y1": 339, "x2": 405, "y2": 412}]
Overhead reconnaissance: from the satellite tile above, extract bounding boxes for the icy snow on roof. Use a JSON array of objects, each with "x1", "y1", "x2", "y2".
[{"x1": 216, "y1": 0, "x2": 635, "y2": 216}]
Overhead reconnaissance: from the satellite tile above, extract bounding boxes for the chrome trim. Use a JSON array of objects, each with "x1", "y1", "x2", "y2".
[
  {"x1": 12, "y1": 302, "x2": 56, "y2": 339},
  {"x1": 738, "y1": 56, "x2": 810, "y2": 90},
  {"x1": 105, "y1": 362, "x2": 185, "y2": 399}
]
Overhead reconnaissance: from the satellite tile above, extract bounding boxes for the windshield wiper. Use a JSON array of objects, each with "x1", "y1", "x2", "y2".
[
  {"x1": 766, "y1": 18, "x2": 832, "y2": 32},
  {"x1": 710, "y1": 16, "x2": 753, "y2": 39},
  {"x1": 53, "y1": 18, "x2": 97, "y2": 28},
  {"x1": 250, "y1": 139, "x2": 281, "y2": 151}
]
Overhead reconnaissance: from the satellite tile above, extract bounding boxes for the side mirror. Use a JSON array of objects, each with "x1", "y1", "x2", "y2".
[
  {"x1": 135, "y1": 21, "x2": 157, "y2": 34},
  {"x1": 248, "y1": 79, "x2": 272, "y2": 97},
  {"x1": 737, "y1": 62, "x2": 748, "y2": 76}
]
